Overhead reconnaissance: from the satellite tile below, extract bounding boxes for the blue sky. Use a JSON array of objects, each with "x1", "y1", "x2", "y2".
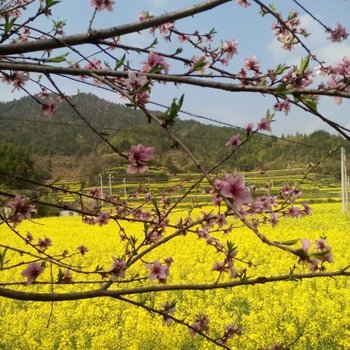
[{"x1": 1, "y1": 0, "x2": 350, "y2": 136}]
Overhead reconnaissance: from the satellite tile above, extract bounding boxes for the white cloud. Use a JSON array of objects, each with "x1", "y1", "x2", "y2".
[{"x1": 317, "y1": 43, "x2": 350, "y2": 65}]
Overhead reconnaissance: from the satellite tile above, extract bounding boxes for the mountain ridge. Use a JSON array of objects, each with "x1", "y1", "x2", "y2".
[{"x1": 0, "y1": 93, "x2": 348, "y2": 183}]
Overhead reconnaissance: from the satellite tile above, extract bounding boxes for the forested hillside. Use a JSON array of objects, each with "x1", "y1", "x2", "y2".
[
  {"x1": 0, "y1": 141, "x2": 45, "y2": 189},
  {"x1": 0, "y1": 93, "x2": 348, "y2": 182}
]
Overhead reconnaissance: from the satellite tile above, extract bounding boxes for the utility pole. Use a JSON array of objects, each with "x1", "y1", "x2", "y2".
[
  {"x1": 99, "y1": 173, "x2": 104, "y2": 198},
  {"x1": 123, "y1": 178, "x2": 127, "y2": 199},
  {"x1": 341, "y1": 147, "x2": 349, "y2": 213},
  {"x1": 108, "y1": 173, "x2": 113, "y2": 195}
]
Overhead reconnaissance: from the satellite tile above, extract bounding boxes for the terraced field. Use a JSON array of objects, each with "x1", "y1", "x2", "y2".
[{"x1": 57, "y1": 167, "x2": 342, "y2": 208}]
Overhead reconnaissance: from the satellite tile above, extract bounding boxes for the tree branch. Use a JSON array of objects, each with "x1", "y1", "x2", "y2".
[
  {"x1": 1, "y1": 61, "x2": 349, "y2": 100},
  {"x1": 0, "y1": 0, "x2": 231, "y2": 55},
  {"x1": 1, "y1": 269, "x2": 349, "y2": 301}
]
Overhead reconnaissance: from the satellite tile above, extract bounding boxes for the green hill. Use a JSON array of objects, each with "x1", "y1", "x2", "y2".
[{"x1": 0, "y1": 93, "x2": 348, "y2": 184}]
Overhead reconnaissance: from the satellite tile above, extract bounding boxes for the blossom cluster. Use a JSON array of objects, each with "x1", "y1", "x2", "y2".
[{"x1": 6, "y1": 195, "x2": 35, "y2": 226}]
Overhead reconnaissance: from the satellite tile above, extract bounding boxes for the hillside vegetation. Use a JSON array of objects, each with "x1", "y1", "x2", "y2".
[{"x1": 0, "y1": 93, "x2": 348, "y2": 184}]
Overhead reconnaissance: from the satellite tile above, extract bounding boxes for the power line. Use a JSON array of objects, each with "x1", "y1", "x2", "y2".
[
  {"x1": 20, "y1": 72, "x2": 339, "y2": 151},
  {"x1": 0, "y1": 96, "x2": 341, "y2": 152},
  {"x1": 148, "y1": 101, "x2": 335, "y2": 151}
]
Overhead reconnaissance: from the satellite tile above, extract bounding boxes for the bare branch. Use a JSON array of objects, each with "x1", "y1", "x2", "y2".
[
  {"x1": 0, "y1": 0, "x2": 231, "y2": 55},
  {"x1": 1, "y1": 270, "x2": 350, "y2": 301}
]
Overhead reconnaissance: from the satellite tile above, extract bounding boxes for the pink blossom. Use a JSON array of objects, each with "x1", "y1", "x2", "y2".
[
  {"x1": 140, "y1": 210, "x2": 152, "y2": 221},
  {"x1": 310, "y1": 259, "x2": 319, "y2": 272},
  {"x1": 243, "y1": 56, "x2": 260, "y2": 73},
  {"x1": 21, "y1": 262, "x2": 45, "y2": 285},
  {"x1": 42, "y1": 103, "x2": 57, "y2": 117},
  {"x1": 327, "y1": 76, "x2": 340, "y2": 89},
  {"x1": 146, "y1": 260, "x2": 168, "y2": 283},
  {"x1": 212, "y1": 261, "x2": 226, "y2": 272},
  {"x1": 222, "y1": 40, "x2": 238, "y2": 60},
  {"x1": 211, "y1": 190, "x2": 222, "y2": 206},
  {"x1": 326, "y1": 76, "x2": 343, "y2": 104},
  {"x1": 225, "y1": 134, "x2": 241, "y2": 147},
  {"x1": 8, "y1": 195, "x2": 26, "y2": 212},
  {"x1": 125, "y1": 70, "x2": 148, "y2": 91},
  {"x1": 133, "y1": 91, "x2": 150, "y2": 106},
  {"x1": 191, "y1": 55, "x2": 210, "y2": 74},
  {"x1": 257, "y1": 117, "x2": 272, "y2": 132},
  {"x1": 315, "y1": 238, "x2": 330, "y2": 251},
  {"x1": 25, "y1": 232, "x2": 34, "y2": 243},
  {"x1": 12, "y1": 72, "x2": 29, "y2": 91},
  {"x1": 77, "y1": 245, "x2": 89, "y2": 255},
  {"x1": 301, "y1": 238, "x2": 311, "y2": 253},
  {"x1": 19, "y1": 27, "x2": 30, "y2": 42},
  {"x1": 110, "y1": 257, "x2": 127, "y2": 281},
  {"x1": 270, "y1": 213, "x2": 279, "y2": 227},
  {"x1": 334, "y1": 96, "x2": 343, "y2": 105},
  {"x1": 246, "y1": 122, "x2": 254, "y2": 135},
  {"x1": 127, "y1": 144, "x2": 154, "y2": 174},
  {"x1": 322, "y1": 251, "x2": 333, "y2": 263},
  {"x1": 161, "y1": 301, "x2": 176, "y2": 326},
  {"x1": 284, "y1": 68, "x2": 313, "y2": 88},
  {"x1": 234, "y1": 0, "x2": 251, "y2": 7},
  {"x1": 90, "y1": 0, "x2": 115, "y2": 11},
  {"x1": 82, "y1": 216, "x2": 96, "y2": 225},
  {"x1": 189, "y1": 313, "x2": 210, "y2": 337},
  {"x1": 215, "y1": 215, "x2": 227, "y2": 228},
  {"x1": 280, "y1": 185, "x2": 292, "y2": 197},
  {"x1": 237, "y1": 68, "x2": 247, "y2": 82},
  {"x1": 59, "y1": 269, "x2": 74, "y2": 284},
  {"x1": 205, "y1": 32, "x2": 214, "y2": 42},
  {"x1": 146, "y1": 228, "x2": 163, "y2": 243},
  {"x1": 178, "y1": 34, "x2": 190, "y2": 42},
  {"x1": 138, "y1": 10, "x2": 153, "y2": 21},
  {"x1": 339, "y1": 56, "x2": 350, "y2": 75},
  {"x1": 273, "y1": 99, "x2": 291, "y2": 115},
  {"x1": 37, "y1": 237, "x2": 52, "y2": 251},
  {"x1": 328, "y1": 23, "x2": 348, "y2": 43},
  {"x1": 221, "y1": 323, "x2": 242, "y2": 343},
  {"x1": 164, "y1": 257, "x2": 174, "y2": 266},
  {"x1": 157, "y1": 22, "x2": 174, "y2": 36},
  {"x1": 62, "y1": 269, "x2": 74, "y2": 283},
  {"x1": 196, "y1": 228, "x2": 210, "y2": 239},
  {"x1": 96, "y1": 212, "x2": 110, "y2": 226},
  {"x1": 284, "y1": 206, "x2": 302, "y2": 218},
  {"x1": 226, "y1": 248, "x2": 238, "y2": 261},
  {"x1": 271, "y1": 10, "x2": 306, "y2": 50},
  {"x1": 2, "y1": 71, "x2": 29, "y2": 91},
  {"x1": 220, "y1": 174, "x2": 252, "y2": 209},
  {"x1": 251, "y1": 196, "x2": 277, "y2": 213},
  {"x1": 88, "y1": 188, "x2": 101, "y2": 198},
  {"x1": 214, "y1": 179, "x2": 223, "y2": 190},
  {"x1": 141, "y1": 52, "x2": 170, "y2": 74},
  {"x1": 85, "y1": 59, "x2": 102, "y2": 70},
  {"x1": 39, "y1": 88, "x2": 48, "y2": 99},
  {"x1": 7, "y1": 195, "x2": 35, "y2": 224},
  {"x1": 302, "y1": 203, "x2": 312, "y2": 215}
]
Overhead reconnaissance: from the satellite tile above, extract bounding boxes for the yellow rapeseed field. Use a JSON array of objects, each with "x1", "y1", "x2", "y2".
[{"x1": 1, "y1": 203, "x2": 350, "y2": 349}]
